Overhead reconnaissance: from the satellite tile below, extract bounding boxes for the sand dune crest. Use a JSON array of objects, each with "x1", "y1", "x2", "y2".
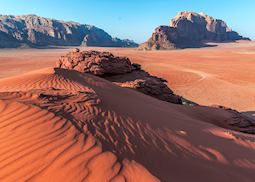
[{"x1": 0, "y1": 67, "x2": 254, "y2": 181}]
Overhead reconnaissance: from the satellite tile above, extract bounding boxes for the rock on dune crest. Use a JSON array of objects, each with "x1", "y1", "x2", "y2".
[
  {"x1": 57, "y1": 49, "x2": 183, "y2": 104},
  {"x1": 57, "y1": 49, "x2": 133, "y2": 76},
  {"x1": 139, "y1": 11, "x2": 250, "y2": 50},
  {"x1": 0, "y1": 67, "x2": 255, "y2": 181},
  {"x1": 55, "y1": 50, "x2": 255, "y2": 134},
  {"x1": 0, "y1": 14, "x2": 138, "y2": 48}
]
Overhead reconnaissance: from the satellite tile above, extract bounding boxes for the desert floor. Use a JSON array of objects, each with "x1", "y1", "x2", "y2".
[
  {"x1": 0, "y1": 41, "x2": 255, "y2": 181},
  {"x1": 0, "y1": 41, "x2": 255, "y2": 112}
]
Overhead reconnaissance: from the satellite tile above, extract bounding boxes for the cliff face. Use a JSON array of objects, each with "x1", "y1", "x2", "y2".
[
  {"x1": 0, "y1": 15, "x2": 138, "y2": 48},
  {"x1": 139, "y1": 11, "x2": 250, "y2": 50}
]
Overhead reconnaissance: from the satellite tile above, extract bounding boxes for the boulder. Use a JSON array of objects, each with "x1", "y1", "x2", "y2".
[{"x1": 57, "y1": 49, "x2": 132, "y2": 76}]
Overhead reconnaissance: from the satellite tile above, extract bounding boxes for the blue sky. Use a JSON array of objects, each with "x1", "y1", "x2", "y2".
[{"x1": 0, "y1": 0, "x2": 254, "y2": 43}]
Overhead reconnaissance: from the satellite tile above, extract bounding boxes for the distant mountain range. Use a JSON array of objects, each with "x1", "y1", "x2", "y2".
[
  {"x1": 0, "y1": 14, "x2": 138, "y2": 48},
  {"x1": 139, "y1": 11, "x2": 250, "y2": 50}
]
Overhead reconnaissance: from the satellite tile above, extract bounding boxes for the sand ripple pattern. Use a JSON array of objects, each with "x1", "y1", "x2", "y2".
[{"x1": 0, "y1": 68, "x2": 255, "y2": 182}]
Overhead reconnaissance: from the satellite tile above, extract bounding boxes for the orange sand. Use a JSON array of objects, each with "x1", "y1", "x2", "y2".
[
  {"x1": 0, "y1": 42, "x2": 255, "y2": 181},
  {"x1": 1, "y1": 41, "x2": 255, "y2": 111},
  {"x1": 111, "y1": 41, "x2": 255, "y2": 112}
]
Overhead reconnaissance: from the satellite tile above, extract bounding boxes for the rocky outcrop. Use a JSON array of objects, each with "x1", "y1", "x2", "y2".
[
  {"x1": 57, "y1": 49, "x2": 133, "y2": 75},
  {"x1": 56, "y1": 49, "x2": 184, "y2": 104},
  {"x1": 139, "y1": 11, "x2": 250, "y2": 50},
  {"x1": 104, "y1": 67, "x2": 183, "y2": 104},
  {"x1": 0, "y1": 14, "x2": 138, "y2": 48},
  {"x1": 211, "y1": 105, "x2": 255, "y2": 134}
]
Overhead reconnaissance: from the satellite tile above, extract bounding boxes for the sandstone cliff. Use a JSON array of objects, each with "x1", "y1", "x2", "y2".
[
  {"x1": 0, "y1": 14, "x2": 138, "y2": 48},
  {"x1": 139, "y1": 11, "x2": 250, "y2": 50}
]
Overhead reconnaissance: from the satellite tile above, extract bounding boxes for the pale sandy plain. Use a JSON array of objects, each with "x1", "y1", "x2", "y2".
[{"x1": 0, "y1": 41, "x2": 255, "y2": 182}]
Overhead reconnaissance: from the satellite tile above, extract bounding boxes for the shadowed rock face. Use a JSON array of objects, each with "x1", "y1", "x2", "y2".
[
  {"x1": 211, "y1": 105, "x2": 255, "y2": 134},
  {"x1": 56, "y1": 49, "x2": 183, "y2": 104},
  {"x1": 104, "y1": 68, "x2": 183, "y2": 104},
  {"x1": 0, "y1": 14, "x2": 138, "y2": 48},
  {"x1": 139, "y1": 11, "x2": 250, "y2": 50}
]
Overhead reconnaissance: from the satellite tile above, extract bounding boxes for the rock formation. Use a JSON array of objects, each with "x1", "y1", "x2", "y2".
[
  {"x1": 139, "y1": 11, "x2": 250, "y2": 50},
  {"x1": 0, "y1": 14, "x2": 138, "y2": 48},
  {"x1": 105, "y1": 66, "x2": 183, "y2": 104},
  {"x1": 55, "y1": 49, "x2": 255, "y2": 134},
  {"x1": 57, "y1": 49, "x2": 133, "y2": 76},
  {"x1": 56, "y1": 49, "x2": 184, "y2": 104},
  {"x1": 211, "y1": 105, "x2": 255, "y2": 134}
]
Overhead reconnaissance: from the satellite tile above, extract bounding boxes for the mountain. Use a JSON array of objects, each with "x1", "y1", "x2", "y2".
[
  {"x1": 139, "y1": 11, "x2": 250, "y2": 50},
  {"x1": 0, "y1": 14, "x2": 138, "y2": 48}
]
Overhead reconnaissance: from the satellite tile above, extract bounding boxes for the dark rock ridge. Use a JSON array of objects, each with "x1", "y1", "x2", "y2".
[
  {"x1": 211, "y1": 105, "x2": 255, "y2": 134},
  {"x1": 56, "y1": 49, "x2": 185, "y2": 104},
  {"x1": 0, "y1": 14, "x2": 138, "y2": 48},
  {"x1": 139, "y1": 11, "x2": 250, "y2": 50}
]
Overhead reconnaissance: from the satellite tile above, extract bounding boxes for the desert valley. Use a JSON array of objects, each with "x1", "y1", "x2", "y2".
[
  {"x1": 1, "y1": 41, "x2": 255, "y2": 112},
  {"x1": 0, "y1": 6, "x2": 254, "y2": 182}
]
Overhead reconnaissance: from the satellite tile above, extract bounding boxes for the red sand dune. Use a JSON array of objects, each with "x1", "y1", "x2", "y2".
[
  {"x1": 0, "y1": 67, "x2": 255, "y2": 181},
  {"x1": 1, "y1": 41, "x2": 255, "y2": 112}
]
